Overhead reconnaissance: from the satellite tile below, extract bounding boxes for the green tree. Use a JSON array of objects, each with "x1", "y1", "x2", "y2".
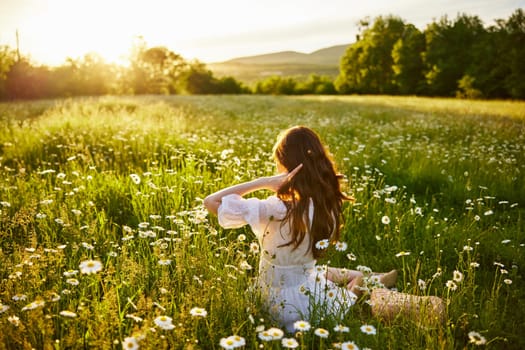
[
  {"x1": 126, "y1": 38, "x2": 186, "y2": 94},
  {"x1": 501, "y1": 9, "x2": 525, "y2": 98},
  {"x1": 392, "y1": 24, "x2": 426, "y2": 94},
  {"x1": 180, "y1": 62, "x2": 218, "y2": 94},
  {"x1": 5, "y1": 59, "x2": 52, "y2": 99},
  {"x1": 255, "y1": 76, "x2": 297, "y2": 95},
  {"x1": 297, "y1": 74, "x2": 336, "y2": 94},
  {"x1": 216, "y1": 76, "x2": 249, "y2": 94},
  {"x1": 467, "y1": 22, "x2": 510, "y2": 98},
  {"x1": 423, "y1": 14, "x2": 486, "y2": 96},
  {"x1": 336, "y1": 16, "x2": 406, "y2": 94},
  {"x1": 0, "y1": 46, "x2": 16, "y2": 99}
]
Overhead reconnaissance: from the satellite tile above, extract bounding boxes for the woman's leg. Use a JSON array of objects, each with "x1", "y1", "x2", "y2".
[
  {"x1": 326, "y1": 267, "x2": 398, "y2": 297},
  {"x1": 326, "y1": 267, "x2": 363, "y2": 285}
]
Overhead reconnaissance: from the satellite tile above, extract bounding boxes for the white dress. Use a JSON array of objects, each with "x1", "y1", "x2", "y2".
[{"x1": 218, "y1": 194, "x2": 357, "y2": 332}]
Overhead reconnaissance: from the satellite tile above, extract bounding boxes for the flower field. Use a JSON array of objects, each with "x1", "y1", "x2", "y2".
[{"x1": 0, "y1": 95, "x2": 524, "y2": 349}]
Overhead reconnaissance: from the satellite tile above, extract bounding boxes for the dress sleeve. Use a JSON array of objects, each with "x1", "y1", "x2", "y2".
[
  {"x1": 217, "y1": 194, "x2": 287, "y2": 237},
  {"x1": 217, "y1": 194, "x2": 262, "y2": 229}
]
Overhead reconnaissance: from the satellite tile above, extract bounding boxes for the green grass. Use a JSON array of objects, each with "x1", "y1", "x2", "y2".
[{"x1": 0, "y1": 95, "x2": 524, "y2": 349}]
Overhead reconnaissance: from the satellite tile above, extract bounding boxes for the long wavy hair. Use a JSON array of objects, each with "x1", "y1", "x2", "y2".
[{"x1": 273, "y1": 126, "x2": 349, "y2": 259}]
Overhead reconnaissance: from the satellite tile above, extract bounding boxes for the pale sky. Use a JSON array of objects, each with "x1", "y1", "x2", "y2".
[{"x1": 0, "y1": 0, "x2": 523, "y2": 66}]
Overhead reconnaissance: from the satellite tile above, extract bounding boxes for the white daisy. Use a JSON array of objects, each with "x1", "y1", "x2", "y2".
[
  {"x1": 8, "y1": 315, "x2": 20, "y2": 327},
  {"x1": 315, "y1": 239, "x2": 330, "y2": 250},
  {"x1": 293, "y1": 320, "x2": 311, "y2": 331},
  {"x1": 0, "y1": 303, "x2": 9, "y2": 313},
  {"x1": 314, "y1": 328, "x2": 329, "y2": 338},
  {"x1": 281, "y1": 337, "x2": 299, "y2": 348},
  {"x1": 189, "y1": 307, "x2": 207, "y2": 317},
  {"x1": 154, "y1": 315, "x2": 175, "y2": 330},
  {"x1": 79, "y1": 260, "x2": 103, "y2": 275},
  {"x1": 21, "y1": 300, "x2": 45, "y2": 311},
  {"x1": 60, "y1": 310, "x2": 78, "y2": 318},
  {"x1": 267, "y1": 327, "x2": 284, "y2": 340},
  {"x1": 334, "y1": 324, "x2": 350, "y2": 333},
  {"x1": 468, "y1": 331, "x2": 487, "y2": 345},
  {"x1": 341, "y1": 341, "x2": 360, "y2": 350},
  {"x1": 453, "y1": 270, "x2": 464, "y2": 283},
  {"x1": 446, "y1": 280, "x2": 458, "y2": 291},
  {"x1": 335, "y1": 241, "x2": 348, "y2": 252},
  {"x1": 130, "y1": 174, "x2": 141, "y2": 185},
  {"x1": 360, "y1": 324, "x2": 376, "y2": 335},
  {"x1": 122, "y1": 336, "x2": 139, "y2": 350},
  {"x1": 257, "y1": 330, "x2": 274, "y2": 341}
]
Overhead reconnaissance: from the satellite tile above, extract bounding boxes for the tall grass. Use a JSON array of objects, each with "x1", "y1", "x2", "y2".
[{"x1": 0, "y1": 95, "x2": 524, "y2": 349}]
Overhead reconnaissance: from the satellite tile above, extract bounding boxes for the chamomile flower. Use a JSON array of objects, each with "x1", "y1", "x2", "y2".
[
  {"x1": 326, "y1": 288, "x2": 337, "y2": 300},
  {"x1": 395, "y1": 251, "x2": 411, "y2": 258},
  {"x1": 314, "y1": 328, "x2": 329, "y2": 338},
  {"x1": 341, "y1": 341, "x2": 360, "y2": 350},
  {"x1": 258, "y1": 330, "x2": 274, "y2": 341},
  {"x1": 189, "y1": 307, "x2": 207, "y2": 317},
  {"x1": 126, "y1": 314, "x2": 144, "y2": 323},
  {"x1": 315, "y1": 239, "x2": 330, "y2": 250},
  {"x1": 130, "y1": 174, "x2": 141, "y2": 185},
  {"x1": 418, "y1": 279, "x2": 427, "y2": 291},
  {"x1": 158, "y1": 259, "x2": 172, "y2": 266},
  {"x1": 360, "y1": 324, "x2": 376, "y2": 335},
  {"x1": 219, "y1": 337, "x2": 236, "y2": 349},
  {"x1": 293, "y1": 320, "x2": 311, "y2": 331},
  {"x1": 249, "y1": 242, "x2": 260, "y2": 254},
  {"x1": 122, "y1": 336, "x2": 140, "y2": 350},
  {"x1": 12, "y1": 294, "x2": 27, "y2": 301},
  {"x1": 381, "y1": 215, "x2": 390, "y2": 225},
  {"x1": 79, "y1": 259, "x2": 103, "y2": 275},
  {"x1": 335, "y1": 241, "x2": 348, "y2": 252},
  {"x1": 264, "y1": 327, "x2": 284, "y2": 340},
  {"x1": 334, "y1": 324, "x2": 350, "y2": 333},
  {"x1": 154, "y1": 315, "x2": 175, "y2": 330},
  {"x1": 8, "y1": 315, "x2": 20, "y2": 327},
  {"x1": 63, "y1": 270, "x2": 79, "y2": 277},
  {"x1": 453, "y1": 270, "x2": 464, "y2": 283},
  {"x1": 66, "y1": 278, "x2": 79, "y2": 286},
  {"x1": 59, "y1": 310, "x2": 78, "y2": 318},
  {"x1": 21, "y1": 300, "x2": 45, "y2": 311},
  {"x1": 281, "y1": 337, "x2": 299, "y2": 348},
  {"x1": 219, "y1": 335, "x2": 245, "y2": 349},
  {"x1": 231, "y1": 335, "x2": 245, "y2": 347},
  {"x1": 0, "y1": 303, "x2": 9, "y2": 313},
  {"x1": 468, "y1": 331, "x2": 487, "y2": 345},
  {"x1": 446, "y1": 280, "x2": 458, "y2": 291},
  {"x1": 239, "y1": 261, "x2": 252, "y2": 270},
  {"x1": 346, "y1": 252, "x2": 357, "y2": 261}
]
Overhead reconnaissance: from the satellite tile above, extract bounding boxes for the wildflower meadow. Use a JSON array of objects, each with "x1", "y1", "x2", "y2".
[{"x1": 0, "y1": 95, "x2": 524, "y2": 349}]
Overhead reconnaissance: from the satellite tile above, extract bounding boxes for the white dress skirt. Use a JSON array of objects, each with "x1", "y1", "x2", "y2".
[{"x1": 217, "y1": 194, "x2": 357, "y2": 332}]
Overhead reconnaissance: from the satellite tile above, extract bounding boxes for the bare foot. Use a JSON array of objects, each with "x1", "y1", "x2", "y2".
[
  {"x1": 378, "y1": 270, "x2": 398, "y2": 288},
  {"x1": 347, "y1": 275, "x2": 364, "y2": 297}
]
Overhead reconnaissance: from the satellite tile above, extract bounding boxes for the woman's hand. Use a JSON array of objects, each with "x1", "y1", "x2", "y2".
[
  {"x1": 264, "y1": 163, "x2": 303, "y2": 192},
  {"x1": 204, "y1": 163, "x2": 303, "y2": 215}
]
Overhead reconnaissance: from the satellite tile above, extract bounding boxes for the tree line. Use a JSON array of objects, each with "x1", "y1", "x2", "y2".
[{"x1": 1, "y1": 9, "x2": 523, "y2": 100}]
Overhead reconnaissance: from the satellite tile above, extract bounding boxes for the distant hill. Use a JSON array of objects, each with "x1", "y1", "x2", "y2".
[{"x1": 207, "y1": 44, "x2": 350, "y2": 84}]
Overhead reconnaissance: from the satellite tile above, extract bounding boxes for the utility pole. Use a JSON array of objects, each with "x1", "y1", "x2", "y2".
[{"x1": 16, "y1": 29, "x2": 21, "y2": 62}]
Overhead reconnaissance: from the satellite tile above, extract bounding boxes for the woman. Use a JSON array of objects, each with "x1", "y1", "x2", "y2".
[{"x1": 204, "y1": 126, "x2": 396, "y2": 331}]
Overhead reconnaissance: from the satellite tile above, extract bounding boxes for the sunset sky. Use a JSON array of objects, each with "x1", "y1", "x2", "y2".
[{"x1": 0, "y1": 0, "x2": 523, "y2": 66}]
